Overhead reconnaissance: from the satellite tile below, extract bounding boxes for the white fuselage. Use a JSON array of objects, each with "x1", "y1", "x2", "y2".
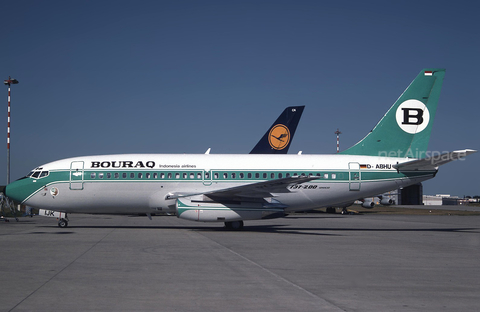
[{"x1": 10, "y1": 154, "x2": 435, "y2": 217}]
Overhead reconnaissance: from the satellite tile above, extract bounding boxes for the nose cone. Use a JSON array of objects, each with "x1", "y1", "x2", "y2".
[{"x1": 4, "y1": 178, "x2": 32, "y2": 203}]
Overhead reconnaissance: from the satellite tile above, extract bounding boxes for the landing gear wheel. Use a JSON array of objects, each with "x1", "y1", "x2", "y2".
[
  {"x1": 224, "y1": 221, "x2": 244, "y2": 230},
  {"x1": 341, "y1": 208, "x2": 349, "y2": 215},
  {"x1": 326, "y1": 207, "x2": 336, "y2": 214},
  {"x1": 58, "y1": 218, "x2": 68, "y2": 228}
]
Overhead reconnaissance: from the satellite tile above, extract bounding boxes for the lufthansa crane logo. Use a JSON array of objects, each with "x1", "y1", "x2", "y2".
[{"x1": 268, "y1": 124, "x2": 290, "y2": 150}]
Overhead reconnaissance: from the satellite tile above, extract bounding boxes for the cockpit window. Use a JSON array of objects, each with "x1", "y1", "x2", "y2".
[{"x1": 30, "y1": 170, "x2": 49, "y2": 179}]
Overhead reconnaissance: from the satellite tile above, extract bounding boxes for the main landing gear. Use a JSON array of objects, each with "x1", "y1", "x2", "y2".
[{"x1": 224, "y1": 220, "x2": 244, "y2": 230}]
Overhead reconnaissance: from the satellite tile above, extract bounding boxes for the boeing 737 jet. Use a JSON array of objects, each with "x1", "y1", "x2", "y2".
[{"x1": 4, "y1": 69, "x2": 476, "y2": 229}]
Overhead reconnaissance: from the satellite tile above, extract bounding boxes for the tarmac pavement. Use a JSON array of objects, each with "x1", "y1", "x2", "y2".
[{"x1": 1, "y1": 213, "x2": 479, "y2": 312}]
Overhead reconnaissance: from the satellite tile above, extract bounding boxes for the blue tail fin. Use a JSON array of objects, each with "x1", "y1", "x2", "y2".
[{"x1": 250, "y1": 106, "x2": 304, "y2": 154}]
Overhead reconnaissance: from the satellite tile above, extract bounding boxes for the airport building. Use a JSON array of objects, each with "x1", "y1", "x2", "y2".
[{"x1": 423, "y1": 194, "x2": 473, "y2": 206}]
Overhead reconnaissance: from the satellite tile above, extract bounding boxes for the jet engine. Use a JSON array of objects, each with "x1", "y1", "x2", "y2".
[
  {"x1": 176, "y1": 198, "x2": 285, "y2": 222},
  {"x1": 361, "y1": 201, "x2": 375, "y2": 208},
  {"x1": 380, "y1": 198, "x2": 394, "y2": 205}
]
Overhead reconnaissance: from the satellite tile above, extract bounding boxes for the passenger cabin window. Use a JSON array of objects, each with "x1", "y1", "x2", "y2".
[
  {"x1": 130, "y1": 173, "x2": 135, "y2": 179},
  {"x1": 231, "y1": 173, "x2": 236, "y2": 179},
  {"x1": 247, "y1": 173, "x2": 252, "y2": 179},
  {"x1": 240, "y1": 173, "x2": 244, "y2": 179},
  {"x1": 153, "y1": 173, "x2": 158, "y2": 179},
  {"x1": 255, "y1": 173, "x2": 259, "y2": 179},
  {"x1": 91, "y1": 173, "x2": 96, "y2": 179},
  {"x1": 138, "y1": 173, "x2": 143, "y2": 179},
  {"x1": 271, "y1": 173, "x2": 275, "y2": 179},
  {"x1": 214, "y1": 173, "x2": 219, "y2": 179},
  {"x1": 146, "y1": 173, "x2": 151, "y2": 179},
  {"x1": 122, "y1": 173, "x2": 127, "y2": 179},
  {"x1": 278, "y1": 173, "x2": 283, "y2": 178},
  {"x1": 263, "y1": 173, "x2": 267, "y2": 179},
  {"x1": 332, "y1": 173, "x2": 336, "y2": 179},
  {"x1": 107, "y1": 173, "x2": 111, "y2": 179},
  {"x1": 115, "y1": 173, "x2": 119, "y2": 179},
  {"x1": 223, "y1": 173, "x2": 228, "y2": 179}
]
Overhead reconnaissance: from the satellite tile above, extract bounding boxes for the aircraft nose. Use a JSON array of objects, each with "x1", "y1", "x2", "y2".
[
  {"x1": 4, "y1": 184, "x2": 14, "y2": 200},
  {"x1": 4, "y1": 180, "x2": 28, "y2": 203}
]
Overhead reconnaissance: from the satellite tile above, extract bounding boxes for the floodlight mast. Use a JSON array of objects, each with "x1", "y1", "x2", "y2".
[
  {"x1": 4, "y1": 77, "x2": 19, "y2": 185},
  {"x1": 334, "y1": 128, "x2": 342, "y2": 153}
]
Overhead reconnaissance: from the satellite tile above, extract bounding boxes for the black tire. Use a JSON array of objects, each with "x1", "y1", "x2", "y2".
[
  {"x1": 58, "y1": 219, "x2": 68, "y2": 228},
  {"x1": 231, "y1": 221, "x2": 244, "y2": 230},
  {"x1": 224, "y1": 221, "x2": 244, "y2": 230}
]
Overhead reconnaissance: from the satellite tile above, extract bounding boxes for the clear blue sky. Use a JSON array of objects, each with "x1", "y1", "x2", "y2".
[{"x1": 2, "y1": 0, "x2": 479, "y2": 196}]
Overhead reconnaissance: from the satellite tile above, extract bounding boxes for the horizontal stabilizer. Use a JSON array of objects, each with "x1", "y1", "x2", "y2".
[{"x1": 393, "y1": 149, "x2": 477, "y2": 171}]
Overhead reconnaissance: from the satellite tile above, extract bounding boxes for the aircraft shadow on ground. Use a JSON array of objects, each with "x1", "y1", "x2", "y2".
[{"x1": 33, "y1": 223, "x2": 480, "y2": 236}]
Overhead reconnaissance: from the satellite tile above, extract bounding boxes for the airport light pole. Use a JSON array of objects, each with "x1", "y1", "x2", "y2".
[
  {"x1": 335, "y1": 128, "x2": 342, "y2": 153},
  {"x1": 4, "y1": 77, "x2": 19, "y2": 185}
]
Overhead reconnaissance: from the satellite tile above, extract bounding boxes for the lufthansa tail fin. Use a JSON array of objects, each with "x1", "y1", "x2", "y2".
[
  {"x1": 341, "y1": 69, "x2": 445, "y2": 158},
  {"x1": 250, "y1": 106, "x2": 305, "y2": 154}
]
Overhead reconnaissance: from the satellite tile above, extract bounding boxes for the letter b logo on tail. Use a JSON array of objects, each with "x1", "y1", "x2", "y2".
[
  {"x1": 402, "y1": 108, "x2": 424, "y2": 125},
  {"x1": 396, "y1": 100, "x2": 430, "y2": 134}
]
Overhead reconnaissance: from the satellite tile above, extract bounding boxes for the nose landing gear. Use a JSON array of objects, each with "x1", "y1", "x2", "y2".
[{"x1": 58, "y1": 214, "x2": 69, "y2": 228}]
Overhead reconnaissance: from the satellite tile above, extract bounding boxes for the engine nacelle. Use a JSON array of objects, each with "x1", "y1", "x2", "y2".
[
  {"x1": 176, "y1": 198, "x2": 285, "y2": 222},
  {"x1": 380, "y1": 198, "x2": 394, "y2": 205},
  {"x1": 362, "y1": 201, "x2": 375, "y2": 208}
]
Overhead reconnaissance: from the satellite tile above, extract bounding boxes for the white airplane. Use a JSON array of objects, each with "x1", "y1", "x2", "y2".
[
  {"x1": 4, "y1": 69, "x2": 476, "y2": 229},
  {"x1": 32, "y1": 105, "x2": 305, "y2": 223}
]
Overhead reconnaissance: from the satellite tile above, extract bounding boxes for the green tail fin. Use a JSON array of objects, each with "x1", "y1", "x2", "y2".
[{"x1": 341, "y1": 68, "x2": 445, "y2": 158}]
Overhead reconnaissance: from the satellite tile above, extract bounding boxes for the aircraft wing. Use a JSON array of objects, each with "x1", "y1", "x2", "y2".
[
  {"x1": 393, "y1": 149, "x2": 477, "y2": 171},
  {"x1": 166, "y1": 175, "x2": 320, "y2": 202}
]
